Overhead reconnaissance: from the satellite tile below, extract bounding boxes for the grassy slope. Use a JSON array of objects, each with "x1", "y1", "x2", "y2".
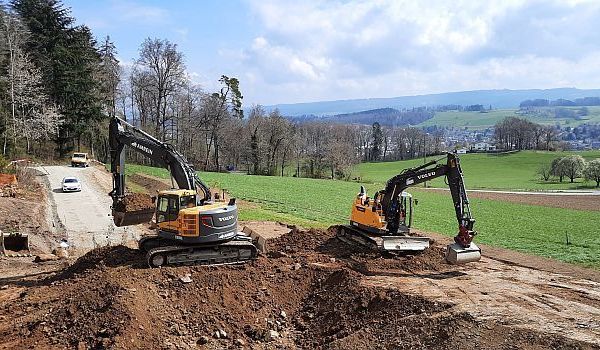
[
  {"x1": 416, "y1": 106, "x2": 600, "y2": 130},
  {"x1": 127, "y1": 164, "x2": 600, "y2": 268},
  {"x1": 355, "y1": 150, "x2": 600, "y2": 190}
]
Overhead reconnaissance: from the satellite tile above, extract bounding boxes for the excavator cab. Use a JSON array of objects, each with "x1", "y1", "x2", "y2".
[{"x1": 155, "y1": 190, "x2": 197, "y2": 231}]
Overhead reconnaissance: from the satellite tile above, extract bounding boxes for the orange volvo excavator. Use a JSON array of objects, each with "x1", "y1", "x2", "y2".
[{"x1": 337, "y1": 152, "x2": 481, "y2": 264}]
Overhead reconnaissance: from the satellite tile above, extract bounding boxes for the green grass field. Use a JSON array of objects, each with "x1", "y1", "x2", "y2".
[
  {"x1": 127, "y1": 164, "x2": 600, "y2": 268},
  {"x1": 355, "y1": 150, "x2": 600, "y2": 190},
  {"x1": 416, "y1": 106, "x2": 600, "y2": 130}
]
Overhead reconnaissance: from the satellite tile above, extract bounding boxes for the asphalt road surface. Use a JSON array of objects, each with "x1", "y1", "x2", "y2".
[{"x1": 40, "y1": 165, "x2": 140, "y2": 253}]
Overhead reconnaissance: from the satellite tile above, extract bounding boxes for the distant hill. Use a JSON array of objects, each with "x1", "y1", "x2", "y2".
[
  {"x1": 265, "y1": 88, "x2": 600, "y2": 116},
  {"x1": 289, "y1": 107, "x2": 434, "y2": 126}
]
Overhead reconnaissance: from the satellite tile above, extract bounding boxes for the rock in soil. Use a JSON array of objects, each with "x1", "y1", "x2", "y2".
[{"x1": 34, "y1": 254, "x2": 59, "y2": 262}]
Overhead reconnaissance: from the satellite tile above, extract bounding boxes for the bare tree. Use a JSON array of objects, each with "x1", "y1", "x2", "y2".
[
  {"x1": 1, "y1": 8, "x2": 28, "y2": 155},
  {"x1": 1, "y1": 12, "x2": 62, "y2": 154},
  {"x1": 136, "y1": 38, "x2": 186, "y2": 141}
]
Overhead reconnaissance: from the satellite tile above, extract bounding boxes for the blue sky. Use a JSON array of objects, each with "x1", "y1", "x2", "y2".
[{"x1": 63, "y1": 0, "x2": 600, "y2": 106}]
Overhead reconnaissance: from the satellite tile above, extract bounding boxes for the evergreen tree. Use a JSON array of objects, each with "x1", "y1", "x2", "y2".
[
  {"x1": 371, "y1": 121, "x2": 382, "y2": 161},
  {"x1": 12, "y1": 0, "x2": 102, "y2": 155}
]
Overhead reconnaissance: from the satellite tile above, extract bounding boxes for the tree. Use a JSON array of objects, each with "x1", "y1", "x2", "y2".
[
  {"x1": 200, "y1": 75, "x2": 243, "y2": 171},
  {"x1": 136, "y1": 38, "x2": 185, "y2": 141},
  {"x1": 584, "y1": 159, "x2": 600, "y2": 187},
  {"x1": 0, "y1": 4, "x2": 62, "y2": 155},
  {"x1": 370, "y1": 122, "x2": 382, "y2": 161},
  {"x1": 537, "y1": 163, "x2": 552, "y2": 182},
  {"x1": 551, "y1": 157, "x2": 566, "y2": 182},
  {"x1": 97, "y1": 35, "x2": 120, "y2": 118},
  {"x1": 13, "y1": 0, "x2": 102, "y2": 155},
  {"x1": 560, "y1": 155, "x2": 586, "y2": 183},
  {"x1": 0, "y1": 6, "x2": 28, "y2": 155}
]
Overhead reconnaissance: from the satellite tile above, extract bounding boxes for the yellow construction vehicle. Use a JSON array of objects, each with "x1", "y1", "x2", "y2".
[
  {"x1": 337, "y1": 152, "x2": 481, "y2": 264},
  {"x1": 109, "y1": 117, "x2": 258, "y2": 267},
  {"x1": 71, "y1": 152, "x2": 90, "y2": 167}
]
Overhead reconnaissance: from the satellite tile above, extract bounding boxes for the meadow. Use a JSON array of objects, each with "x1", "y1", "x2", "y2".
[
  {"x1": 354, "y1": 150, "x2": 600, "y2": 190},
  {"x1": 127, "y1": 164, "x2": 600, "y2": 268},
  {"x1": 416, "y1": 106, "x2": 600, "y2": 130}
]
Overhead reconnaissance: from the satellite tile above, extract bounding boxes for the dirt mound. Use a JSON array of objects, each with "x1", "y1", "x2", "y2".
[
  {"x1": 295, "y1": 269, "x2": 451, "y2": 348},
  {"x1": 1, "y1": 227, "x2": 598, "y2": 350},
  {"x1": 269, "y1": 225, "x2": 450, "y2": 274},
  {"x1": 0, "y1": 174, "x2": 17, "y2": 186},
  {"x1": 51, "y1": 245, "x2": 144, "y2": 280},
  {"x1": 113, "y1": 193, "x2": 154, "y2": 212}
]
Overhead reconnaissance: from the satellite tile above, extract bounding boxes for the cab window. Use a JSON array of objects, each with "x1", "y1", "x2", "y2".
[
  {"x1": 157, "y1": 197, "x2": 169, "y2": 223},
  {"x1": 180, "y1": 195, "x2": 196, "y2": 208},
  {"x1": 156, "y1": 196, "x2": 179, "y2": 223}
]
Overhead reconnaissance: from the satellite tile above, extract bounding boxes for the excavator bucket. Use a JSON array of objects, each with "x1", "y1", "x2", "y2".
[
  {"x1": 1, "y1": 230, "x2": 30, "y2": 257},
  {"x1": 381, "y1": 236, "x2": 430, "y2": 252},
  {"x1": 112, "y1": 193, "x2": 155, "y2": 227},
  {"x1": 445, "y1": 242, "x2": 481, "y2": 264},
  {"x1": 112, "y1": 209, "x2": 155, "y2": 227}
]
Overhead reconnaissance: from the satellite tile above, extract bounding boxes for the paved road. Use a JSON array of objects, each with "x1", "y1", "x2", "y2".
[{"x1": 39, "y1": 165, "x2": 140, "y2": 253}]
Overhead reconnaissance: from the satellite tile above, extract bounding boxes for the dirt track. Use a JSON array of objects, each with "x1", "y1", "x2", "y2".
[
  {"x1": 1, "y1": 226, "x2": 599, "y2": 349},
  {"x1": 425, "y1": 188, "x2": 600, "y2": 211},
  {"x1": 39, "y1": 165, "x2": 141, "y2": 253}
]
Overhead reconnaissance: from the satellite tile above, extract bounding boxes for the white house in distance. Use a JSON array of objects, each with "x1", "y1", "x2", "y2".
[
  {"x1": 456, "y1": 148, "x2": 468, "y2": 154},
  {"x1": 471, "y1": 142, "x2": 496, "y2": 151}
]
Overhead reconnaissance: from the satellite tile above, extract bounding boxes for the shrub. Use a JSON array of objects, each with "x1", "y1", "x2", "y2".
[{"x1": 584, "y1": 159, "x2": 600, "y2": 187}]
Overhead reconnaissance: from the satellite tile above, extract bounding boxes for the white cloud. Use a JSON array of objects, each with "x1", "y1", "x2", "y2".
[
  {"x1": 111, "y1": 1, "x2": 169, "y2": 24},
  {"x1": 238, "y1": 0, "x2": 600, "y2": 105}
]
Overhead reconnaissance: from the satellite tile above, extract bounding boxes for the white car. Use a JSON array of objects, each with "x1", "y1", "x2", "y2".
[{"x1": 62, "y1": 177, "x2": 81, "y2": 192}]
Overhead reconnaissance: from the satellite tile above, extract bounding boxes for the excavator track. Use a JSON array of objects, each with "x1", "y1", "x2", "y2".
[
  {"x1": 139, "y1": 235, "x2": 258, "y2": 268},
  {"x1": 337, "y1": 225, "x2": 430, "y2": 252},
  {"x1": 336, "y1": 225, "x2": 379, "y2": 250}
]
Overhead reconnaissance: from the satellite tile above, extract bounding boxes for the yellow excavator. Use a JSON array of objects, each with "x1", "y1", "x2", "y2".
[
  {"x1": 337, "y1": 152, "x2": 481, "y2": 264},
  {"x1": 109, "y1": 117, "x2": 258, "y2": 267}
]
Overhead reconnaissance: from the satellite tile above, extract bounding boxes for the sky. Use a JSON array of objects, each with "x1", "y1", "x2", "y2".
[{"x1": 62, "y1": 0, "x2": 600, "y2": 106}]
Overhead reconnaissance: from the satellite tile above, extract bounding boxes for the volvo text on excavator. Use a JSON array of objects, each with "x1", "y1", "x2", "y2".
[
  {"x1": 109, "y1": 117, "x2": 258, "y2": 267},
  {"x1": 337, "y1": 152, "x2": 481, "y2": 264}
]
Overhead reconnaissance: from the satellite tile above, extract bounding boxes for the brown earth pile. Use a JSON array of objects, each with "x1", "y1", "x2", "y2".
[
  {"x1": 113, "y1": 193, "x2": 154, "y2": 212},
  {"x1": 0, "y1": 227, "x2": 597, "y2": 350},
  {"x1": 0, "y1": 174, "x2": 17, "y2": 186}
]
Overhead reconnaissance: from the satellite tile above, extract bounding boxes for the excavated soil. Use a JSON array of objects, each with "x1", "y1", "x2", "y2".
[
  {"x1": 113, "y1": 193, "x2": 154, "y2": 212},
  {"x1": 0, "y1": 176, "x2": 58, "y2": 254},
  {"x1": 1, "y1": 226, "x2": 597, "y2": 350}
]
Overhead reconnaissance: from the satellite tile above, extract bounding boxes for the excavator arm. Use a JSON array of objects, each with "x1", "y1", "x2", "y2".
[
  {"x1": 380, "y1": 152, "x2": 476, "y2": 247},
  {"x1": 108, "y1": 117, "x2": 211, "y2": 205}
]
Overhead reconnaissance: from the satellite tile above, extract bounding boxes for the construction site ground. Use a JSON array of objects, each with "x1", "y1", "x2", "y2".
[{"x1": 0, "y1": 167, "x2": 599, "y2": 349}]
